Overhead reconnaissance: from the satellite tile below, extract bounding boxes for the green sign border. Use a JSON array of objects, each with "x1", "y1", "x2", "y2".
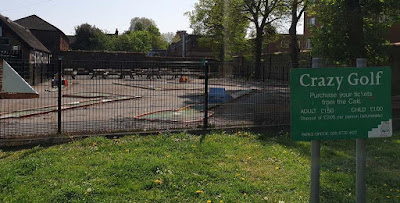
[{"x1": 290, "y1": 67, "x2": 392, "y2": 141}]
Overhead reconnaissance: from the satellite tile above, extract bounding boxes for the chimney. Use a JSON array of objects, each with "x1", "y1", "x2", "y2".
[{"x1": 177, "y1": 30, "x2": 187, "y2": 57}]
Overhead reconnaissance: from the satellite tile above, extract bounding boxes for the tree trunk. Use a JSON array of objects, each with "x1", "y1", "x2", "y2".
[
  {"x1": 346, "y1": 0, "x2": 366, "y2": 65},
  {"x1": 221, "y1": 41, "x2": 226, "y2": 63},
  {"x1": 289, "y1": 0, "x2": 300, "y2": 69},
  {"x1": 254, "y1": 28, "x2": 263, "y2": 80},
  {"x1": 289, "y1": 24, "x2": 299, "y2": 69}
]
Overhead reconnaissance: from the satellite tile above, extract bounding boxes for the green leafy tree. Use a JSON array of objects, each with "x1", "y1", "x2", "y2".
[
  {"x1": 72, "y1": 18, "x2": 169, "y2": 52},
  {"x1": 147, "y1": 24, "x2": 168, "y2": 50},
  {"x1": 129, "y1": 17, "x2": 157, "y2": 32},
  {"x1": 128, "y1": 17, "x2": 168, "y2": 50},
  {"x1": 310, "y1": 0, "x2": 399, "y2": 66},
  {"x1": 187, "y1": 0, "x2": 249, "y2": 61},
  {"x1": 113, "y1": 31, "x2": 153, "y2": 52},
  {"x1": 72, "y1": 23, "x2": 111, "y2": 50},
  {"x1": 242, "y1": 0, "x2": 287, "y2": 79},
  {"x1": 133, "y1": 22, "x2": 145, "y2": 31}
]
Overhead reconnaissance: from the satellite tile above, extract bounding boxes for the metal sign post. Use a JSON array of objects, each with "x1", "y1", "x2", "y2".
[
  {"x1": 356, "y1": 58, "x2": 367, "y2": 203},
  {"x1": 310, "y1": 58, "x2": 323, "y2": 203},
  {"x1": 290, "y1": 58, "x2": 392, "y2": 202}
]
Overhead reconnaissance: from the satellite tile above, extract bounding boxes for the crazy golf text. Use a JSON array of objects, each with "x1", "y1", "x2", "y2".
[{"x1": 299, "y1": 71, "x2": 383, "y2": 91}]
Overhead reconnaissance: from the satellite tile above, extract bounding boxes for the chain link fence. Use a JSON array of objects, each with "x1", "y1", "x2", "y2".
[{"x1": 0, "y1": 58, "x2": 295, "y2": 140}]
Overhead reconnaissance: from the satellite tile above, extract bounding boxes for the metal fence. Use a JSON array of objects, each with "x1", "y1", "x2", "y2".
[{"x1": 0, "y1": 59, "x2": 292, "y2": 139}]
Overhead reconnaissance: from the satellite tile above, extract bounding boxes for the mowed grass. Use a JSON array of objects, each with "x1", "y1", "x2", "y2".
[{"x1": 0, "y1": 131, "x2": 399, "y2": 202}]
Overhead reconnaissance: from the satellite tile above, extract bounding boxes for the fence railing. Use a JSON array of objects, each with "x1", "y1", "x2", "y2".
[{"x1": 0, "y1": 59, "x2": 291, "y2": 139}]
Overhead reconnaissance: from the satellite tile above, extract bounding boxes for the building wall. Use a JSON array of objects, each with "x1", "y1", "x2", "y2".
[
  {"x1": 390, "y1": 46, "x2": 400, "y2": 95},
  {"x1": 263, "y1": 34, "x2": 306, "y2": 54},
  {"x1": 303, "y1": 12, "x2": 319, "y2": 50},
  {"x1": 58, "y1": 50, "x2": 218, "y2": 75},
  {"x1": 0, "y1": 60, "x2": 3, "y2": 91},
  {"x1": 60, "y1": 50, "x2": 147, "y2": 61},
  {"x1": 388, "y1": 23, "x2": 400, "y2": 43},
  {"x1": 304, "y1": 12, "x2": 400, "y2": 46},
  {"x1": 233, "y1": 52, "x2": 312, "y2": 81},
  {"x1": 29, "y1": 30, "x2": 60, "y2": 54},
  {"x1": 1, "y1": 25, "x2": 51, "y2": 85},
  {"x1": 1, "y1": 23, "x2": 30, "y2": 60},
  {"x1": 60, "y1": 50, "x2": 215, "y2": 62},
  {"x1": 303, "y1": 13, "x2": 312, "y2": 41},
  {"x1": 59, "y1": 34, "x2": 69, "y2": 51},
  {"x1": 166, "y1": 35, "x2": 213, "y2": 58}
]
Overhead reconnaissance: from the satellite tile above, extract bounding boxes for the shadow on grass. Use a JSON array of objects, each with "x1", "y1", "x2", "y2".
[
  {"x1": 255, "y1": 132, "x2": 400, "y2": 202},
  {"x1": 256, "y1": 132, "x2": 311, "y2": 158},
  {"x1": 1, "y1": 145, "x2": 45, "y2": 159}
]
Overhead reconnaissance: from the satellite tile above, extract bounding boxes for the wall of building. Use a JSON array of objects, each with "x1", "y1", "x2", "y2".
[
  {"x1": 388, "y1": 23, "x2": 400, "y2": 43},
  {"x1": 390, "y1": 46, "x2": 400, "y2": 95},
  {"x1": 30, "y1": 30, "x2": 60, "y2": 54},
  {"x1": 58, "y1": 50, "x2": 217, "y2": 74},
  {"x1": 59, "y1": 50, "x2": 214, "y2": 62},
  {"x1": 1, "y1": 24, "x2": 29, "y2": 60},
  {"x1": 166, "y1": 35, "x2": 213, "y2": 58},
  {"x1": 263, "y1": 34, "x2": 307, "y2": 54},
  {"x1": 0, "y1": 60, "x2": 3, "y2": 91},
  {"x1": 1, "y1": 25, "x2": 52, "y2": 85},
  {"x1": 233, "y1": 52, "x2": 312, "y2": 81},
  {"x1": 60, "y1": 50, "x2": 146, "y2": 61},
  {"x1": 59, "y1": 34, "x2": 69, "y2": 51}
]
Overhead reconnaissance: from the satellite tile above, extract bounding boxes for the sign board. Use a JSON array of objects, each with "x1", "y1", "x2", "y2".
[{"x1": 290, "y1": 67, "x2": 392, "y2": 141}]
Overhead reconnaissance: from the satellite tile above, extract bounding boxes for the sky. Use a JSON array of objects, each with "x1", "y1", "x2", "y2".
[
  {"x1": 0, "y1": 0, "x2": 303, "y2": 36},
  {"x1": 0, "y1": 0, "x2": 199, "y2": 35}
]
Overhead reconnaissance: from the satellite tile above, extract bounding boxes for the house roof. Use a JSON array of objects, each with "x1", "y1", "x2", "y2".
[
  {"x1": 15, "y1": 15, "x2": 69, "y2": 42},
  {"x1": 0, "y1": 14, "x2": 50, "y2": 53}
]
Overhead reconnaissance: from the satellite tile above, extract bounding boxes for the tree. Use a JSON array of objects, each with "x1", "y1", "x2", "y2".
[
  {"x1": 310, "y1": 0, "x2": 399, "y2": 66},
  {"x1": 128, "y1": 17, "x2": 168, "y2": 50},
  {"x1": 72, "y1": 18, "x2": 168, "y2": 52},
  {"x1": 146, "y1": 24, "x2": 168, "y2": 50},
  {"x1": 161, "y1": 32, "x2": 175, "y2": 44},
  {"x1": 72, "y1": 23, "x2": 111, "y2": 50},
  {"x1": 346, "y1": 0, "x2": 366, "y2": 63},
  {"x1": 288, "y1": 0, "x2": 306, "y2": 69},
  {"x1": 187, "y1": 0, "x2": 249, "y2": 61},
  {"x1": 113, "y1": 31, "x2": 152, "y2": 52},
  {"x1": 242, "y1": 0, "x2": 287, "y2": 79},
  {"x1": 133, "y1": 22, "x2": 145, "y2": 31},
  {"x1": 129, "y1": 17, "x2": 157, "y2": 32}
]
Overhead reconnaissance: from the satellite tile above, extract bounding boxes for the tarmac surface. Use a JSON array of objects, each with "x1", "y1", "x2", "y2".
[{"x1": 0, "y1": 75, "x2": 290, "y2": 138}]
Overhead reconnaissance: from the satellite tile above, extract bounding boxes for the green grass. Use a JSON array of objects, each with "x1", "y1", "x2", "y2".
[{"x1": 0, "y1": 131, "x2": 399, "y2": 202}]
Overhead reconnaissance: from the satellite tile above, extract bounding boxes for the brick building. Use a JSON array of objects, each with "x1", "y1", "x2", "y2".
[
  {"x1": 303, "y1": 12, "x2": 400, "y2": 50},
  {"x1": 263, "y1": 34, "x2": 307, "y2": 54},
  {"x1": 166, "y1": 31, "x2": 213, "y2": 58},
  {"x1": 0, "y1": 14, "x2": 51, "y2": 85},
  {"x1": 0, "y1": 60, "x2": 3, "y2": 92},
  {"x1": 15, "y1": 15, "x2": 70, "y2": 55}
]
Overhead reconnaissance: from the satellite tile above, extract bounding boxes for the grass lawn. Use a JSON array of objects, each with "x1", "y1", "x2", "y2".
[{"x1": 0, "y1": 131, "x2": 399, "y2": 202}]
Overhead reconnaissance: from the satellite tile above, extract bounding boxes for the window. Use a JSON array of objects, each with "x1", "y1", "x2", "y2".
[
  {"x1": 306, "y1": 39, "x2": 312, "y2": 49},
  {"x1": 309, "y1": 17, "x2": 316, "y2": 26}
]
